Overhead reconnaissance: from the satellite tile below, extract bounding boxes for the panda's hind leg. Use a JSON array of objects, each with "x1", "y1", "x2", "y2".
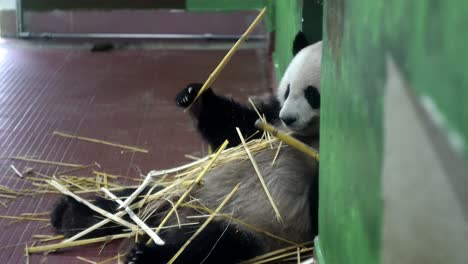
[
  {"x1": 50, "y1": 187, "x2": 162, "y2": 238},
  {"x1": 50, "y1": 192, "x2": 126, "y2": 238},
  {"x1": 125, "y1": 220, "x2": 261, "y2": 264}
]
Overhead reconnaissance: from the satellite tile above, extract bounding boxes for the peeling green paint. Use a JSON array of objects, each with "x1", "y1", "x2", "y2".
[{"x1": 318, "y1": 0, "x2": 468, "y2": 264}]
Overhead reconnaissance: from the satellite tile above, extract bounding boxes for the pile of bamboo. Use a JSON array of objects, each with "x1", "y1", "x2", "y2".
[{"x1": 2, "y1": 132, "x2": 312, "y2": 264}]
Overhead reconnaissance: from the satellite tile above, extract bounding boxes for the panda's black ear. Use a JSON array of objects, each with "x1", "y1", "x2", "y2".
[{"x1": 293, "y1": 31, "x2": 310, "y2": 56}]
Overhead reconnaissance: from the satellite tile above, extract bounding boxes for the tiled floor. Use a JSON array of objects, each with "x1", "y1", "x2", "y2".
[{"x1": 0, "y1": 42, "x2": 269, "y2": 263}]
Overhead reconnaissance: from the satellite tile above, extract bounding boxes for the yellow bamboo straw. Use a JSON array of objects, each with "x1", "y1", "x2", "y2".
[
  {"x1": 4, "y1": 156, "x2": 85, "y2": 168},
  {"x1": 167, "y1": 183, "x2": 240, "y2": 264},
  {"x1": 236, "y1": 128, "x2": 282, "y2": 222},
  {"x1": 27, "y1": 233, "x2": 133, "y2": 253},
  {"x1": 254, "y1": 120, "x2": 320, "y2": 161},
  {"x1": 101, "y1": 187, "x2": 165, "y2": 246},
  {"x1": 53, "y1": 131, "x2": 148, "y2": 153},
  {"x1": 151, "y1": 140, "x2": 229, "y2": 241},
  {"x1": 185, "y1": 7, "x2": 267, "y2": 110}
]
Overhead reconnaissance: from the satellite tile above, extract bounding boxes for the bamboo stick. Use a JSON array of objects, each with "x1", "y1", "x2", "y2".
[
  {"x1": 56, "y1": 163, "x2": 99, "y2": 176},
  {"x1": 0, "y1": 215, "x2": 48, "y2": 221},
  {"x1": 47, "y1": 180, "x2": 137, "y2": 230},
  {"x1": 118, "y1": 170, "x2": 158, "y2": 210},
  {"x1": 152, "y1": 140, "x2": 229, "y2": 239},
  {"x1": 33, "y1": 234, "x2": 64, "y2": 242},
  {"x1": 185, "y1": 7, "x2": 267, "y2": 110},
  {"x1": 53, "y1": 131, "x2": 149, "y2": 153},
  {"x1": 96, "y1": 254, "x2": 124, "y2": 264},
  {"x1": 101, "y1": 188, "x2": 165, "y2": 246},
  {"x1": 271, "y1": 141, "x2": 283, "y2": 165},
  {"x1": 10, "y1": 165, "x2": 23, "y2": 178},
  {"x1": 21, "y1": 212, "x2": 49, "y2": 216},
  {"x1": 27, "y1": 233, "x2": 133, "y2": 253},
  {"x1": 242, "y1": 247, "x2": 313, "y2": 264},
  {"x1": 119, "y1": 162, "x2": 204, "y2": 210},
  {"x1": 236, "y1": 127, "x2": 282, "y2": 222},
  {"x1": 0, "y1": 194, "x2": 17, "y2": 199},
  {"x1": 188, "y1": 204, "x2": 299, "y2": 246},
  {"x1": 240, "y1": 242, "x2": 313, "y2": 263},
  {"x1": 62, "y1": 208, "x2": 130, "y2": 244},
  {"x1": 76, "y1": 256, "x2": 96, "y2": 264},
  {"x1": 297, "y1": 247, "x2": 301, "y2": 264},
  {"x1": 63, "y1": 180, "x2": 182, "y2": 244},
  {"x1": 254, "y1": 120, "x2": 320, "y2": 161},
  {"x1": 145, "y1": 154, "x2": 212, "y2": 178},
  {"x1": 4, "y1": 157, "x2": 85, "y2": 168},
  {"x1": 0, "y1": 185, "x2": 20, "y2": 194},
  {"x1": 167, "y1": 183, "x2": 240, "y2": 264},
  {"x1": 92, "y1": 171, "x2": 119, "y2": 179}
]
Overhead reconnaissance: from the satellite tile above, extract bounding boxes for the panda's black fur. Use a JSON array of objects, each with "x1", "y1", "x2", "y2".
[
  {"x1": 175, "y1": 84, "x2": 281, "y2": 150},
  {"x1": 50, "y1": 32, "x2": 321, "y2": 264}
]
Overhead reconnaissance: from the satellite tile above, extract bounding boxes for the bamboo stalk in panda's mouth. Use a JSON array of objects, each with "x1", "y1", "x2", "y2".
[{"x1": 254, "y1": 120, "x2": 320, "y2": 161}]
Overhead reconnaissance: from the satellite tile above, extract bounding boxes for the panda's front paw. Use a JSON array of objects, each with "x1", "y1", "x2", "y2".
[
  {"x1": 125, "y1": 243, "x2": 159, "y2": 264},
  {"x1": 175, "y1": 83, "x2": 203, "y2": 108},
  {"x1": 50, "y1": 196, "x2": 72, "y2": 231},
  {"x1": 125, "y1": 243, "x2": 146, "y2": 264}
]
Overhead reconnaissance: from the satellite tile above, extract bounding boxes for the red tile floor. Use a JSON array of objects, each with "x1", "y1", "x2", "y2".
[{"x1": 0, "y1": 41, "x2": 270, "y2": 263}]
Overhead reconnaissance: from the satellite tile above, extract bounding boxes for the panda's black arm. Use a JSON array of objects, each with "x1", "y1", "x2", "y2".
[{"x1": 176, "y1": 85, "x2": 280, "y2": 149}]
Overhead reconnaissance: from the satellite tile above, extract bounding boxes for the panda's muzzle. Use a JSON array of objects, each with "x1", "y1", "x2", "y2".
[{"x1": 281, "y1": 116, "x2": 297, "y2": 126}]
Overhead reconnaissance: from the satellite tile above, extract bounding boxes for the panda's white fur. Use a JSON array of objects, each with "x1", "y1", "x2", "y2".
[
  {"x1": 278, "y1": 41, "x2": 322, "y2": 135},
  {"x1": 50, "y1": 33, "x2": 322, "y2": 264}
]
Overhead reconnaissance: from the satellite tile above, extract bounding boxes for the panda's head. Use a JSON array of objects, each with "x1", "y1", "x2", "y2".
[{"x1": 277, "y1": 32, "x2": 322, "y2": 136}]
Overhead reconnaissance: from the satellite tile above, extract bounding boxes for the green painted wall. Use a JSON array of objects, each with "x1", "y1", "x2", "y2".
[
  {"x1": 269, "y1": 0, "x2": 323, "y2": 80},
  {"x1": 270, "y1": 0, "x2": 302, "y2": 78},
  {"x1": 317, "y1": 0, "x2": 468, "y2": 264}
]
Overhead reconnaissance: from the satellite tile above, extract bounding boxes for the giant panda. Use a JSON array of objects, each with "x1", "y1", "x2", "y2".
[{"x1": 50, "y1": 32, "x2": 322, "y2": 264}]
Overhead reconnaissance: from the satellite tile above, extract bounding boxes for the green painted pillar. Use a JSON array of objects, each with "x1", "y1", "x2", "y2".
[{"x1": 317, "y1": 0, "x2": 468, "y2": 264}]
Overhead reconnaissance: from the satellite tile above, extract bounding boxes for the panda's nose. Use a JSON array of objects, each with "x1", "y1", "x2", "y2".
[{"x1": 281, "y1": 116, "x2": 297, "y2": 126}]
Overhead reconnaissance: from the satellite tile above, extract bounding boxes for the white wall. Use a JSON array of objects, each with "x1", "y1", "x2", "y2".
[
  {"x1": 0, "y1": 0, "x2": 15, "y2": 10},
  {"x1": 381, "y1": 56, "x2": 468, "y2": 264}
]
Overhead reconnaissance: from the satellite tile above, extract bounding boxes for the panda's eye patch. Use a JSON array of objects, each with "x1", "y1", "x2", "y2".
[
  {"x1": 305, "y1": 86, "x2": 320, "y2": 109},
  {"x1": 284, "y1": 84, "x2": 290, "y2": 100}
]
